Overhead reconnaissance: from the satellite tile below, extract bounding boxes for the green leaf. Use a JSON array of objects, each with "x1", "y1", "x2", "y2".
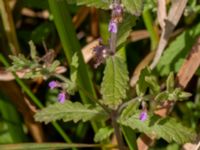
[
  {"x1": 31, "y1": 22, "x2": 53, "y2": 44},
  {"x1": 0, "y1": 94, "x2": 26, "y2": 142},
  {"x1": 0, "y1": 143, "x2": 113, "y2": 150},
  {"x1": 34, "y1": 101, "x2": 107, "y2": 124},
  {"x1": 101, "y1": 55, "x2": 129, "y2": 109},
  {"x1": 178, "y1": 91, "x2": 192, "y2": 99},
  {"x1": 66, "y1": 0, "x2": 110, "y2": 9},
  {"x1": 121, "y1": 101, "x2": 139, "y2": 119},
  {"x1": 8, "y1": 54, "x2": 33, "y2": 71},
  {"x1": 119, "y1": 113, "x2": 196, "y2": 144},
  {"x1": 156, "y1": 22, "x2": 200, "y2": 76},
  {"x1": 155, "y1": 91, "x2": 169, "y2": 102},
  {"x1": 121, "y1": 126, "x2": 138, "y2": 150},
  {"x1": 28, "y1": 41, "x2": 37, "y2": 60},
  {"x1": 136, "y1": 67, "x2": 151, "y2": 96},
  {"x1": 117, "y1": 14, "x2": 136, "y2": 47},
  {"x1": 122, "y1": 0, "x2": 144, "y2": 16},
  {"x1": 48, "y1": 60, "x2": 60, "y2": 73},
  {"x1": 166, "y1": 72, "x2": 175, "y2": 92},
  {"x1": 145, "y1": 76, "x2": 160, "y2": 94},
  {"x1": 70, "y1": 53, "x2": 79, "y2": 83},
  {"x1": 94, "y1": 127, "x2": 114, "y2": 142},
  {"x1": 155, "y1": 88, "x2": 191, "y2": 102}
]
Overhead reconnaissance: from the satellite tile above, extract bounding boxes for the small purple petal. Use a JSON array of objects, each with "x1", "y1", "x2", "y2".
[
  {"x1": 48, "y1": 81, "x2": 58, "y2": 89},
  {"x1": 58, "y1": 92, "x2": 66, "y2": 103},
  {"x1": 139, "y1": 111, "x2": 147, "y2": 121},
  {"x1": 114, "y1": 5, "x2": 123, "y2": 14},
  {"x1": 108, "y1": 21, "x2": 117, "y2": 33}
]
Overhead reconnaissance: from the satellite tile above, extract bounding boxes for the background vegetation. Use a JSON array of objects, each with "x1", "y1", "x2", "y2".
[{"x1": 0, "y1": 0, "x2": 200, "y2": 150}]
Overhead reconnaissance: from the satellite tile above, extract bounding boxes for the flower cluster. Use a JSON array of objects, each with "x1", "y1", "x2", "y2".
[
  {"x1": 108, "y1": 3, "x2": 123, "y2": 33},
  {"x1": 48, "y1": 80, "x2": 69, "y2": 103},
  {"x1": 139, "y1": 101, "x2": 148, "y2": 121},
  {"x1": 92, "y1": 39, "x2": 109, "y2": 68},
  {"x1": 92, "y1": 2, "x2": 124, "y2": 67},
  {"x1": 139, "y1": 111, "x2": 147, "y2": 121}
]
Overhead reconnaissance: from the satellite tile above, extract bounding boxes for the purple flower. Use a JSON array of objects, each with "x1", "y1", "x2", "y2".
[
  {"x1": 48, "y1": 81, "x2": 58, "y2": 89},
  {"x1": 114, "y1": 5, "x2": 123, "y2": 14},
  {"x1": 108, "y1": 21, "x2": 117, "y2": 33},
  {"x1": 139, "y1": 111, "x2": 147, "y2": 121},
  {"x1": 58, "y1": 92, "x2": 66, "y2": 103}
]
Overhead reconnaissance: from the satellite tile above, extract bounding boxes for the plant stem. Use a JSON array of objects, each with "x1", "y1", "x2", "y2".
[
  {"x1": 111, "y1": 111, "x2": 125, "y2": 150},
  {"x1": 109, "y1": 0, "x2": 121, "y2": 54},
  {"x1": 0, "y1": 0, "x2": 20, "y2": 54},
  {"x1": 110, "y1": 30, "x2": 117, "y2": 54},
  {"x1": 142, "y1": 8, "x2": 159, "y2": 51}
]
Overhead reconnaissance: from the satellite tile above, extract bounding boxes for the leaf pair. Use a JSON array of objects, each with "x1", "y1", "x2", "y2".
[
  {"x1": 155, "y1": 73, "x2": 191, "y2": 102},
  {"x1": 119, "y1": 113, "x2": 196, "y2": 144},
  {"x1": 136, "y1": 67, "x2": 160, "y2": 96}
]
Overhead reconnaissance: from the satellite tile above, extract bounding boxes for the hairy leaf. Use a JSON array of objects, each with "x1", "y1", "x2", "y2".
[
  {"x1": 117, "y1": 14, "x2": 136, "y2": 47},
  {"x1": 66, "y1": 0, "x2": 110, "y2": 9},
  {"x1": 136, "y1": 67, "x2": 151, "y2": 96},
  {"x1": 101, "y1": 55, "x2": 129, "y2": 109},
  {"x1": 122, "y1": 0, "x2": 144, "y2": 16},
  {"x1": 48, "y1": 60, "x2": 60, "y2": 73},
  {"x1": 145, "y1": 76, "x2": 160, "y2": 94},
  {"x1": 8, "y1": 54, "x2": 35, "y2": 71},
  {"x1": 166, "y1": 72, "x2": 175, "y2": 92},
  {"x1": 94, "y1": 127, "x2": 114, "y2": 142},
  {"x1": 155, "y1": 88, "x2": 192, "y2": 102},
  {"x1": 119, "y1": 113, "x2": 196, "y2": 144},
  {"x1": 34, "y1": 101, "x2": 107, "y2": 124},
  {"x1": 155, "y1": 91, "x2": 169, "y2": 102},
  {"x1": 29, "y1": 41, "x2": 37, "y2": 60},
  {"x1": 156, "y1": 22, "x2": 200, "y2": 76},
  {"x1": 70, "y1": 53, "x2": 79, "y2": 83}
]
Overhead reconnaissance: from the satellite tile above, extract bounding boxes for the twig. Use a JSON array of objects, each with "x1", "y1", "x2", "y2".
[
  {"x1": 111, "y1": 111, "x2": 126, "y2": 150},
  {"x1": 150, "y1": 0, "x2": 188, "y2": 69},
  {"x1": 194, "y1": 141, "x2": 200, "y2": 150}
]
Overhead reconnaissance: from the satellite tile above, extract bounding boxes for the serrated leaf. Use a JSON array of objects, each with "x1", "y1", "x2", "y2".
[
  {"x1": 119, "y1": 113, "x2": 196, "y2": 144},
  {"x1": 122, "y1": 0, "x2": 144, "y2": 16},
  {"x1": 49, "y1": 60, "x2": 60, "y2": 73},
  {"x1": 34, "y1": 101, "x2": 107, "y2": 124},
  {"x1": 145, "y1": 76, "x2": 160, "y2": 94},
  {"x1": 155, "y1": 91, "x2": 169, "y2": 102},
  {"x1": 117, "y1": 14, "x2": 136, "y2": 47},
  {"x1": 101, "y1": 55, "x2": 129, "y2": 109},
  {"x1": 166, "y1": 72, "x2": 175, "y2": 92},
  {"x1": 121, "y1": 101, "x2": 139, "y2": 119},
  {"x1": 23, "y1": 71, "x2": 42, "y2": 79},
  {"x1": 178, "y1": 91, "x2": 192, "y2": 99},
  {"x1": 136, "y1": 67, "x2": 152, "y2": 96},
  {"x1": 156, "y1": 22, "x2": 200, "y2": 76},
  {"x1": 66, "y1": 0, "x2": 110, "y2": 9},
  {"x1": 8, "y1": 54, "x2": 33, "y2": 71},
  {"x1": 94, "y1": 127, "x2": 114, "y2": 142}
]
